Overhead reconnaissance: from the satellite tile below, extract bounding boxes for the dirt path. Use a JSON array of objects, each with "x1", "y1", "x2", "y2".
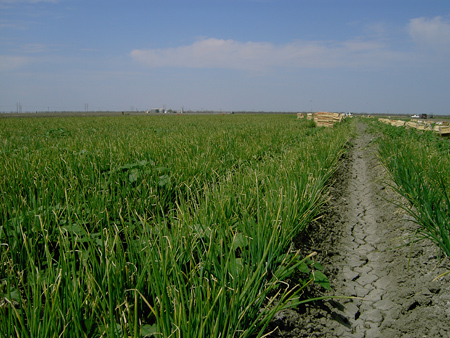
[{"x1": 269, "y1": 121, "x2": 450, "y2": 337}]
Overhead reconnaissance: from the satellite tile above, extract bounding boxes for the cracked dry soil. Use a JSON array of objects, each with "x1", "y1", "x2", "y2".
[{"x1": 268, "y1": 122, "x2": 450, "y2": 337}]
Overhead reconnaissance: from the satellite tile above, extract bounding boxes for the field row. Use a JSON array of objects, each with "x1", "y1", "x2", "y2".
[
  {"x1": 371, "y1": 119, "x2": 450, "y2": 261},
  {"x1": 1, "y1": 115, "x2": 352, "y2": 337}
]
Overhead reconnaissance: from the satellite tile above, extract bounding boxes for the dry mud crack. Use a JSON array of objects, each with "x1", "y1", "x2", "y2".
[{"x1": 269, "y1": 122, "x2": 450, "y2": 337}]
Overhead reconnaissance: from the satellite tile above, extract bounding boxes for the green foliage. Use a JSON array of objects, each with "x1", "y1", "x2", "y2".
[
  {"x1": 0, "y1": 114, "x2": 352, "y2": 337},
  {"x1": 370, "y1": 120, "x2": 450, "y2": 258}
]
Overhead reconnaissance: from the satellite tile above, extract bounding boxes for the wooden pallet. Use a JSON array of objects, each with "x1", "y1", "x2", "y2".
[
  {"x1": 379, "y1": 118, "x2": 450, "y2": 137},
  {"x1": 313, "y1": 112, "x2": 344, "y2": 127}
]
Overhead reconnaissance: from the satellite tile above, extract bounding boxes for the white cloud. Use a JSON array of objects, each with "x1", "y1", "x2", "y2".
[
  {"x1": 130, "y1": 37, "x2": 403, "y2": 71},
  {"x1": 0, "y1": 55, "x2": 31, "y2": 71},
  {"x1": 408, "y1": 16, "x2": 450, "y2": 51}
]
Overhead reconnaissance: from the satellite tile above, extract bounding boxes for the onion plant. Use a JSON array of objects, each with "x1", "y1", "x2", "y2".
[
  {"x1": 371, "y1": 120, "x2": 450, "y2": 258},
  {"x1": 0, "y1": 114, "x2": 352, "y2": 337}
]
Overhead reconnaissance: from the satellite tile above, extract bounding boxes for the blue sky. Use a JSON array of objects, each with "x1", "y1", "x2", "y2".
[{"x1": 1, "y1": 0, "x2": 450, "y2": 114}]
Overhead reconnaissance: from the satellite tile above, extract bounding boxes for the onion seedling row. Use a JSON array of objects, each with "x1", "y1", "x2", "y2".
[
  {"x1": 0, "y1": 114, "x2": 352, "y2": 337},
  {"x1": 370, "y1": 120, "x2": 450, "y2": 258}
]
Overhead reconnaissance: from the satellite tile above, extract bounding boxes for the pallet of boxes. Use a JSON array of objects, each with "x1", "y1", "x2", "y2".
[
  {"x1": 433, "y1": 123, "x2": 450, "y2": 137},
  {"x1": 378, "y1": 117, "x2": 450, "y2": 137},
  {"x1": 313, "y1": 112, "x2": 344, "y2": 127}
]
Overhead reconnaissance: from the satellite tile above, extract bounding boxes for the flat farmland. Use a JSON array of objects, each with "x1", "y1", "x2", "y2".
[
  {"x1": 1, "y1": 114, "x2": 350, "y2": 337},
  {"x1": 1, "y1": 114, "x2": 449, "y2": 337}
]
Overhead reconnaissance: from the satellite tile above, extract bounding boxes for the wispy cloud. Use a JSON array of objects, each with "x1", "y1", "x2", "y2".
[
  {"x1": 408, "y1": 16, "x2": 450, "y2": 52},
  {"x1": 17, "y1": 43, "x2": 52, "y2": 53},
  {"x1": 130, "y1": 37, "x2": 403, "y2": 71},
  {"x1": 0, "y1": 55, "x2": 31, "y2": 71},
  {"x1": 17, "y1": 43, "x2": 68, "y2": 54},
  {"x1": 0, "y1": 0, "x2": 58, "y2": 3},
  {"x1": 0, "y1": 20, "x2": 28, "y2": 30}
]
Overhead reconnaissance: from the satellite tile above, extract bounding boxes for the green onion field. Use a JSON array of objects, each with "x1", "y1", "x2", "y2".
[
  {"x1": 1, "y1": 114, "x2": 352, "y2": 337},
  {"x1": 371, "y1": 120, "x2": 450, "y2": 260}
]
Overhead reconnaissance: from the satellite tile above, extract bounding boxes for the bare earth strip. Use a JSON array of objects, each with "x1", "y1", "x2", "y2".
[{"x1": 269, "y1": 121, "x2": 450, "y2": 337}]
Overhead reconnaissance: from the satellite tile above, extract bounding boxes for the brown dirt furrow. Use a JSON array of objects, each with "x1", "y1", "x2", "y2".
[{"x1": 268, "y1": 121, "x2": 450, "y2": 337}]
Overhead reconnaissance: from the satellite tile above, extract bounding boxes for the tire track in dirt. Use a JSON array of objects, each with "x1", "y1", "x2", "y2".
[{"x1": 269, "y1": 121, "x2": 450, "y2": 337}]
